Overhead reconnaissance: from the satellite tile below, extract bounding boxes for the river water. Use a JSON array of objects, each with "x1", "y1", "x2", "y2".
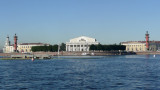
[{"x1": 0, "y1": 55, "x2": 160, "y2": 90}]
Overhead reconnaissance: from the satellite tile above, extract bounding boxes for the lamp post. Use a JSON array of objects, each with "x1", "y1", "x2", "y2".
[{"x1": 58, "y1": 44, "x2": 60, "y2": 56}]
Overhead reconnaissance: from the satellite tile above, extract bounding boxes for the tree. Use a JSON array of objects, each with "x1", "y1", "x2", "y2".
[
  {"x1": 31, "y1": 45, "x2": 59, "y2": 52},
  {"x1": 90, "y1": 44, "x2": 97, "y2": 51},
  {"x1": 60, "y1": 43, "x2": 66, "y2": 51},
  {"x1": 89, "y1": 44, "x2": 126, "y2": 51},
  {"x1": 52, "y1": 44, "x2": 58, "y2": 52},
  {"x1": 97, "y1": 44, "x2": 103, "y2": 51},
  {"x1": 48, "y1": 45, "x2": 53, "y2": 52}
]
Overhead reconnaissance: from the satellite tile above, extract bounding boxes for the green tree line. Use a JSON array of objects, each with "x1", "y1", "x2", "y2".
[
  {"x1": 31, "y1": 45, "x2": 58, "y2": 52},
  {"x1": 31, "y1": 43, "x2": 66, "y2": 52},
  {"x1": 90, "y1": 44, "x2": 126, "y2": 51},
  {"x1": 31, "y1": 43, "x2": 125, "y2": 52}
]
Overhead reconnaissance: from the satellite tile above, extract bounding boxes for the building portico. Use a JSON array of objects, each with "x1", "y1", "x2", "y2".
[
  {"x1": 66, "y1": 43, "x2": 90, "y2": 51},
  {"x1": 66, "y1": 36, "x2": 99, "y2": 52}
]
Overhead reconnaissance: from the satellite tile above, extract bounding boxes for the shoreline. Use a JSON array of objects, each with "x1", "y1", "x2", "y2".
[
  {"x1": 0, "y1": 51, "x2": 159, "y2": 60},
  {"x1": 136, "y1": 51, "x2": 160, "y2": 55},
  {"x1": 0, "y1": 51, "x2": 135, "y2": 56}
]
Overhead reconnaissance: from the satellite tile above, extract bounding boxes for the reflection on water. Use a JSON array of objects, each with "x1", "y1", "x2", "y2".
[{"x1": 0, "y1": 55, "x2": 160, "y2": 89}]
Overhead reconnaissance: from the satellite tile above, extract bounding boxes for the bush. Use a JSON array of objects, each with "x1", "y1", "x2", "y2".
[
  {"x1": 89, "y1": 44, "x2": 126, "y2": 51},
  {"x1": 31, "y1": 45, "x2": 59, "y2": 52}
]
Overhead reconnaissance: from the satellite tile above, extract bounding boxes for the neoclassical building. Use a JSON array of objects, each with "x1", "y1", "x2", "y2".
[
  {"x1": 3, "y1": 35, "x2": 48, "y2": 53},
  {"x1": 121, "y1": 31, "x2": 160, "y2": 52},
  {"x1": 121, "y1": 41, "x2": 160, "y2": 52},
  {"x1": 66, "y1": 36, "x2": 99, "y2": 52},
  {"x1": 18, "y1": 43, "x2": 48, "y2": 53},
  {"x1": 121, "y1": 41, "x2": 147, "y2": 52},
  {"x1": 3, "y1": 36, "x2": 13, "y2": 53}
]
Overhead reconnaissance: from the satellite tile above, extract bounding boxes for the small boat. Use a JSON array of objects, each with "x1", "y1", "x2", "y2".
[
  {"x1": 153, "y1": 55, "x2": 156, "y2": 58},
  {"x1": 31, "y1": 57, "x2": 34, "y2": 61},
  {"x1": 81, "y1": 52, "x2": 90, "y2": 56},
  {"x1": 91, "y1": 53, "x2": 95, "y2": 56},
  {"x1": 81, "y1": 52, "x2": 87, "y2": 56}
]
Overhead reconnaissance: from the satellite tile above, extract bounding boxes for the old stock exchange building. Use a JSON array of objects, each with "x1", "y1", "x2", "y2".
[{"x1": 66, "y1": 36, "x2": 99, "y2": 52}]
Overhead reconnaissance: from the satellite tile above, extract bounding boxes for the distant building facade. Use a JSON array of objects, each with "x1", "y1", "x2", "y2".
[
  {"x1": 18, "y1": 43, "x2": 48, "y2": 53},
  {"x1": 66, "y1": 36, "x2": 99, "y2": 52},
  {"x1": 121, "y1": 41, "x2": 147, "y2": 52},
  {"x1": 3, "y1": 35, "x2": 48, "y2": 53},
  {"x1": 3, "y1": 35, "x2": 12, "y2": 53},
  {"x1": 121, "y1": 31, "x2": 160, "y2": 52}
]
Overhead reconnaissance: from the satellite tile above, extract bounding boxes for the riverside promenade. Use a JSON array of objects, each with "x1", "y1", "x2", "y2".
[
  {"x1": 136, "y1": 51, "x2": 160, "y2": 55},
  {"x1": 1, "y1": 51, "x2": 160, "y2": 57},
  {"x1": 0, "y1": 51, "x2": 136, "y2": 58}
]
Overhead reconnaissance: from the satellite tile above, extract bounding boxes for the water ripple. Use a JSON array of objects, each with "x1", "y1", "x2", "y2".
[{"x1": 0, "y1": 55, "x2": 160, "y2": 89}]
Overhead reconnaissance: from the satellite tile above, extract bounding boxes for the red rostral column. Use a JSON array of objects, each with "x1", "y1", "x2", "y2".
[
  {"x1": 145, "y1": 31, "x2": 149, "y2": 51},
  {"x1": 14, "y1": 34, "x2": 18, "y2": 52}
]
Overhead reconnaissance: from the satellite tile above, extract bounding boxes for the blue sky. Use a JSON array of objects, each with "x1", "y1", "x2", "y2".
[{"x1": 1, "y1": 0, "x2": 160, "y2": 49}]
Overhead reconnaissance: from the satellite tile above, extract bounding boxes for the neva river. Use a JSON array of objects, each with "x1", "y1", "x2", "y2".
[{"x1": 1, "y1": 55, "x2": 160, "y2": 89}]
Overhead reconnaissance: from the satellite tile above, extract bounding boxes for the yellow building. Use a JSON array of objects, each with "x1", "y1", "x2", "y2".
[
  {"x1": 3, "y1": 43, "x2": 48, "y2": 53},
  {"x1": 3, "y1": 35, "x2": 49, "y2": 53},
  {"x1": 121, "y1": 41, "x2": 160, "y2": 52},
  {"x1": 18, "y1": 43, "x2": 49, "y2": 53},
  {"x1": 121, "y1": 31, "x2": 160, "y2": 52},
  {"x1": 121, "y1": 41, "x2": 146, "y2": 52}
]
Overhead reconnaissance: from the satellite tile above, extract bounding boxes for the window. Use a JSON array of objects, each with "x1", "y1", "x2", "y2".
[{"x1": 79, "y1": 38, "x2": 86, "y2": 42}]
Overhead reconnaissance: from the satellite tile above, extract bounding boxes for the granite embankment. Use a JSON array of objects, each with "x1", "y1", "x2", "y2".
[
  {"x1": 136, "y1": 51, "x2": 160, "y2": 55},
  {"x1": 0, "y1": 51, "x2": 135, "y2": 57}
]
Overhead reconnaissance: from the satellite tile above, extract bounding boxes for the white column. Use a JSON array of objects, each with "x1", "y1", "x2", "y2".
[
  {"x1": 87, "y1": 45, "x2": 89, "y2": 51},
  {"x1": 78, "y1": 44, "x2": 80, "y2": 51},
  {"x1": 69, "y1": 45, "x2": 71, "y2": 51},
  {"x1": 82, "y1": 45, "x2": 84, "y2": 51},
  {"x1": 74, "y1": 45, "x2": 76, "y2": 51},
  {"x1": 67, "y1": 45, "x2": 68, "y2": 51},
  {"x1": 80, "y1": 44, "x2": 81, "y2": 51},
  {"x1": 75, "y1": 45, "x2": 77, "y2": 51},
  {"x1": 66, "y1": 45, "x2": 68, "y2": 51},
  {"x1": 73, "y1": 44, "x2": 75, "y2": 51},
  {"x1": 85, "y1": 44, "x2": 87, "y2": 51},
  {"x1": 76, "y1": 45, "x2": 78, "y2": 51},
  {"x1": 68, "y1": 45, "x2": 70, "y2": 51}
]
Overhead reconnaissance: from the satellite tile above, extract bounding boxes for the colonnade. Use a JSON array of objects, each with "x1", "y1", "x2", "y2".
[{"x1": 66, "y1": 44, "x2": 90, "y2": 51}]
